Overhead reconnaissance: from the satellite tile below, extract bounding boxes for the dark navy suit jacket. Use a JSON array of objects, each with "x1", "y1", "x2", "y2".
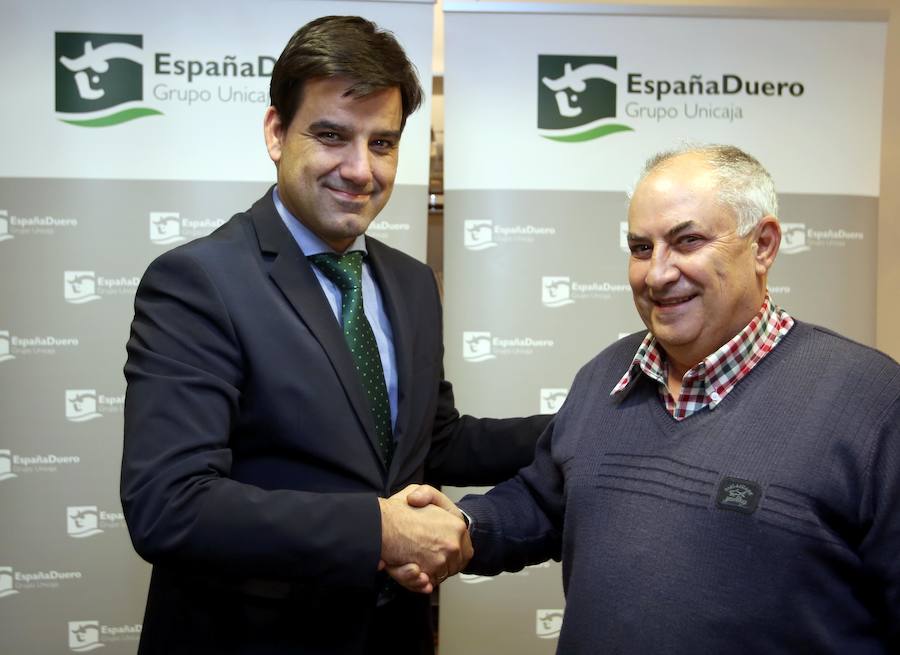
[{"x1": 121, "y1": 189, "x2": 548, "y2": 654}]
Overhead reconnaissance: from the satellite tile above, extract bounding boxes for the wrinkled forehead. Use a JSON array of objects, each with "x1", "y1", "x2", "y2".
[
  {"x1": 628, "y1": 159, "x2": 735, "y2": 234},
  {"x1": 637, "y1": 153, "x2": 718, "y2": 196}
]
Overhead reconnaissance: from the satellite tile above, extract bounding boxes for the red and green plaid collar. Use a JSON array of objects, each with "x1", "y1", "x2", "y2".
[{"x1": 611, "y1": 295, "x2": 794, "y2": 421}]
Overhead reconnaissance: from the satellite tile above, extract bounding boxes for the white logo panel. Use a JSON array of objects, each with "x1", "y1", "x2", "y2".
[{"x1": 536, "y1": 608, "x2": 564, "y2": 639}]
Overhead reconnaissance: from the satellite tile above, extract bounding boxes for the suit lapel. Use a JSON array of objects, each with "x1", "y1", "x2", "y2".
[
  {"x1": 249, "y1": 192, "x2": 385, "y2": 470},
  {"x1": 365, "y1": 237, "x2": 414, "y2": 479}
]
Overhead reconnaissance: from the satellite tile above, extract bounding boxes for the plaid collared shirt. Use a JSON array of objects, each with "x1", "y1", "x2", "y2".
[{"x1": 611, "y1": 295, "x2": 794, "y2": 420}]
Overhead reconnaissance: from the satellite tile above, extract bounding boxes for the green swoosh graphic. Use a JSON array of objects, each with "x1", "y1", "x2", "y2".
[
  {"x1": 60, "y1": 107, "x2": 163, "y2": 127},
  {"x1": 542, "y1": 123, "x2": 634, "y2": 142}
]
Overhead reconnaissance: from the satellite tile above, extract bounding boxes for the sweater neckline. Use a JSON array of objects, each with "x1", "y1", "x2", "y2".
[{"x1": 642, "y1": 322, "x2": 806, "y2": 436}]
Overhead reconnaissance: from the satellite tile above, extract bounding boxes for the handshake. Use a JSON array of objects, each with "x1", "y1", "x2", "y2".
[{"x1": 378, "y1": 485, "x2": 470, "y2": 594}]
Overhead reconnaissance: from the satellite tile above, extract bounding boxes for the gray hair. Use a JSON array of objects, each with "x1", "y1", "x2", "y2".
[{"x1": 629, "y1": 144, "x2": 778, "y2": 236}]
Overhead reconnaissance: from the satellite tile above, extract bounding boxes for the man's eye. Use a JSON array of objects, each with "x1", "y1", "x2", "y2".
[
  {"x1": 318, "y1": 131, "x2": 341, "y2": 142},
  {"x1": 678, "y1": 235, "x2": 703, "y2": 247},
  {"x1": 371, "y1": 139, "x2": 396, "y2": 151},
  {"x1": 629, "y1": 244, "x2": 651, "y2": 258}
]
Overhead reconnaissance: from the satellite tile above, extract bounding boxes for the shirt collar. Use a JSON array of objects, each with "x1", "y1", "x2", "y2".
[
  {"x1": 611, "y1": 295, "x2": 793, "y2": 416},
  {"x1": 273, "y1": 186, "x2": 367, "y2": 257}
]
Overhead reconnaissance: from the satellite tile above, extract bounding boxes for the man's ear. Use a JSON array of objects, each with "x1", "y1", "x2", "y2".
[
  {"x1": 752, "y1": 215, "x2": 781, "y2": 275},
  {"x1": 263, "y1": 106, "x2": 285, "y2": 164}
]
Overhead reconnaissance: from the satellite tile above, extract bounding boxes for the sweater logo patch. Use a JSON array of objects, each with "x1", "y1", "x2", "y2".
[{"x1": 716, "y1": 477, "x2": 761, "y2": 514}]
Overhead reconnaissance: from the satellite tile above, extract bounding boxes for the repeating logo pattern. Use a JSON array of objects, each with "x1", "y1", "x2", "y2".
[
  {"x1": 63, "y1": 270, "x2": 139, "y2": 303},
  {"x1": 66, "y1": 506, "x2": 125, "y2": 538},
  {"x1": 0, "y1": 331, "x2": 12, "y2": 363},
  {"x1": 66, "y1": 390, "x2": 101, "y2": 422},
  {"x1": 149, "y1": 212, "x2": 225, "y2": 245},
  {"x1": 67, "y1": 620, "x2": 140, "y2": 651},
  {"x1": 69, "y1": 621, "x2": 103, "y2": 652},
  {"x1": 64, "y1": 271, "x2": 100, "y2": 304},
  {"x1": 463, "y1": 219, "x2": 556, "y2": 251},
  {"x1": 149, "y1": 212, "x2": 184, "y2": 245},
  {"x1": 0, "y1": 449, "x2": 81, "y2": 481},
  {"x1": 0, "y1": 210, "x2": 13, "y2": 242},
  {"x1": 462, "y1": 331, "x2": 555, "y2": 363},
  {"x1": 781, "y1": 223, "x2": 810, "y2": 254},
  {"x1": 541, "y1": 275, "x2": 630, "y2": 306},
  {"x1": 539, "y1": 388, "x2": 569, "y2": 414},
  {"x1": 65, "y1": 389, "x2": 124, "y2": 422},
  {"x1": 0, "y1": 566, "x2": 18, "y2": 598},
  {"x1": 462, "y1": 331, "x2": 495, "y2": 363},
  {"x1": 67, "y1": 506, "x2": 103, "y2": 539},
  {"x1": 536, "y1": 609, "x2": 564, "y2": 639},
  {"x1": 463, "y1": 220, "x2": 497, "y2": 251},
  {"x1": 0, "y1": 450, "x2": 16, "y2": 482},
  {"x1": 541, "y1": 277, "x2": 574, "y2": 308}
]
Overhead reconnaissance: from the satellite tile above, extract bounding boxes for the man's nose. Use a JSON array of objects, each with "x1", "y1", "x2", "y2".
[
  {"x1": 645, "y1": 247, "x2": 679, "y2": 289},
  {"x1": 339, "y1": 142, "x2": 374, "y2": 188}
]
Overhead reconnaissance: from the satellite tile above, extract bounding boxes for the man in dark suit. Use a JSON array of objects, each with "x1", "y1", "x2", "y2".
[{"x1": 121, "y1": 16, "x2": 548, "y2": 655}]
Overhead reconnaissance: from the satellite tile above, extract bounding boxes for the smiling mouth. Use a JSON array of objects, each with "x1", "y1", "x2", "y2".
[
  {"x1": 652, "y1": 294, "x2": 696, "y2": 307},
  {"x1": 327, "y1": 185, "x2": 372, "y2": 201}
]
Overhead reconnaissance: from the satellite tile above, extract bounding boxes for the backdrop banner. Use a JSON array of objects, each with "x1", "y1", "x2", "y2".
[
  {"x1": 0, "y1": 2, "x2": 433, "y2": 653},
  {"x1": 441, "y1": 5, "x2": 886, "y2": 653}
]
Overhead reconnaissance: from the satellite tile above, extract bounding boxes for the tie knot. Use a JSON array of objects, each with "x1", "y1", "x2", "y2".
[{"x1": 308, "y1": 251, "x2": 364, "y2": 291}]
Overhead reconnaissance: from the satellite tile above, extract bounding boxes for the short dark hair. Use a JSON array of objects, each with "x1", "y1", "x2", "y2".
[{"x1": 269, "y1": 15, "x2": 423, "y2": 130}]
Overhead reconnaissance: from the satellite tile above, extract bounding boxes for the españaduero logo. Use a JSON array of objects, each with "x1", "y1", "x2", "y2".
[
  {"x1": 66, "y1": 505, "x2": 126, "y2": 538},
  {"x1": 540, "y1": 388, "x2": 569, "y2": 414},
  {"x1": 64, "y1": 271, "x2": 100, "y2": 304},
  {"x1": 64, "y1": 270, "x2": 140, "y2": 303},
  {"x1": 0, "y1": 566, "x2": 17, "y2": 598},
  {"x1": 0, "y1": 449, "x2": 17, "y2": 482},
  {"x1": 149, "y1": 212, "x2": 226, "y2": 245},
  {"x1": 464, "y1": 220, "x2": 498, "y2": 251},
  {"x1": 538, "y1": 55, "x2": 632, "y2": 142},
  {"x1": 69, "y1": 620, "x2": 103, "y2": 652},
  {"x1": 464, "y1": 219, "x2": 557, "y2": 251},
  {"x1": 536, "y1": 609, "x2": 564, "y2": 639},
  {"x1": 0, "y1": 450, "x2": 81, "y2": 481},
  {"x1": 780, "y1": 223, "x2": 810, "y2": 254},
  {"x1": 67, "y1": 506, "x2": 103, "y2": 539},
  {"x1": 0, "y1": 330, "x2": 80, "y2": 361},
  {"x1": 539, "y1": 54, "x2": 807, "y2": 143},
  {"x1": 65, "y1": 389, "x2": 124, "y2": 421},
  {"x1": 0, "y1": 210, "x2": 13, "y2": 243},
  {"x1": 0, "y1": 330, "x2": 13, "y2": 363},
  {"x1": 463, "y1": 331, "x2": 555, "y2": 363},
  {"x1": 149, "y1": 212, "x2": 184, "y2": 245},
  {"x1": 542, "y1": 277, "x2": 574, "y2": 308},
  {"x1": 55, "y1": 32, "x2": 162, "y2": 127},
  {"x1": 68, "y1": 620, "x2": 141, "y2": 651},
  {"x1": 542, "y1": 275, "x2": 631, "y2": 306},
  {"x1": 462, "y1": 331, "x2": 495, "y2": 362},
  {"x1": 1, "y1": 565, "x2": 84, "y2": 599},
  {"x1": 780, "y1": 222, "x2": 865, "y2": 254},
  {"x1": 65, "y1": 390, "x2": 101, "y2": 422}
]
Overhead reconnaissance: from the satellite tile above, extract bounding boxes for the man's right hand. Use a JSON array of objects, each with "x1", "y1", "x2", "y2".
[{"x1": 378, "y1": 485, "x2": 472, "y2": 594}]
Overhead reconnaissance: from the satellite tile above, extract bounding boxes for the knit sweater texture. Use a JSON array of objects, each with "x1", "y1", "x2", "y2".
[{"x1": 460, "y1": 321, "x2": 900, "y2": 654}]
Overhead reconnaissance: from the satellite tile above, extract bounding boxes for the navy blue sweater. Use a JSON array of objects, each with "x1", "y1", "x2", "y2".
[{"x1": 461, "y1": 322, "x2": 900, "y2": 653}]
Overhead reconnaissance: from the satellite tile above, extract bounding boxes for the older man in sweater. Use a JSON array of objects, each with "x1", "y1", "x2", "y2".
[{"x1": 405, "y1": 144, "x2": 900, "y2": 653}]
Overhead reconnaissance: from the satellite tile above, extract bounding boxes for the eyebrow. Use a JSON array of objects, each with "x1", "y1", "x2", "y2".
[
  {"x1": 307, "y1": 120, "x2": 402, "y2": 141},
  {"x1": 627, "y1": 220, "x2": 696, "y2": 242}
]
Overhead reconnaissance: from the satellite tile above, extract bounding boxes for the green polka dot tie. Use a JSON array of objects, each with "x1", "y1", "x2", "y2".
[{"x1": 309, "y1": 252, "x2": 393, "y2": 466}]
